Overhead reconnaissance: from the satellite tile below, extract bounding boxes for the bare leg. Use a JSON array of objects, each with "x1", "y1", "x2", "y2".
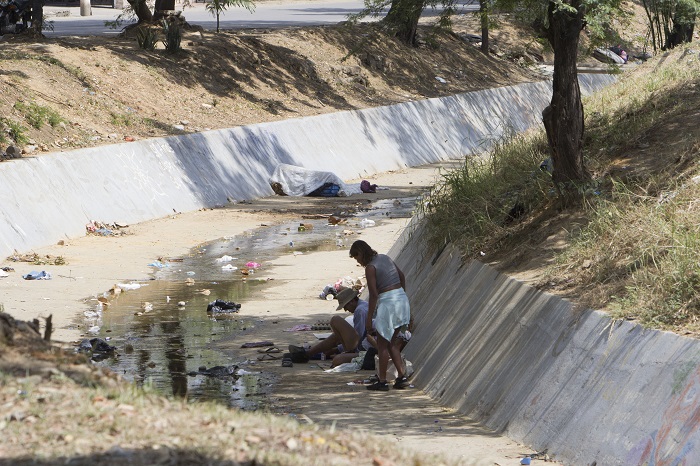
[
  {"x1": 376, "y1": 335, "x2": 390, "y2": 382},
  {"x1": 329, "y1": 315, "x2": 360, "y2": 351},
  {"x1": 306, "y1": 333, "x2": 339, "y2": 356},
  {"x1": 388, "y1": 328, "x2": 405, "y2": 379},
  {"x1": 306, "y1": 315, "x2": 359, "y2": 356},
  {"x1": 330, "y1": 351, "x2": 359, "y2": 367}
]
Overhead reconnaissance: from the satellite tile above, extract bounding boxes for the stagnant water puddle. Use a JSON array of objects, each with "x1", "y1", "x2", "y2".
[{"x1": 80, "y1": 195, "x2": 420, "y2": 410}]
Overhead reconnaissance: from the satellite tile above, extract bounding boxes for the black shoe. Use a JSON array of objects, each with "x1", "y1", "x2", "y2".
[
  {"x1": 364, "y1": 374, "x2": 379, "y2": 384},
  {"x1": 393, "y1": 376, "x2": 410, "y2": 389},
  {"x1": 286, "y1": 350, "x2": 309, "y2": 363},
  {"x1": 288, "y1": 344, "x2": 306, "y2": 354},
  {"x1": 366, "y1": 381, "x2": 389, "y2": 391}
]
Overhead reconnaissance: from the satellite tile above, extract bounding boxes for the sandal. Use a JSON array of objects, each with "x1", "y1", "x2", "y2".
[
  {"x1": 257, "y1": 347, "x2": 281, "y2": 354},
  {"x1": 281, "y1": 354, "x2": 294, "y2": 367},
  {"x1": 366, "y1": 380, "x2": 389, "y2": 391},
  {"x1": 257, "y1": 353, "x2": 281, "y2": 361},
  {"x1": 393, "y1": 376, "x2": 410, "y2": 389}
]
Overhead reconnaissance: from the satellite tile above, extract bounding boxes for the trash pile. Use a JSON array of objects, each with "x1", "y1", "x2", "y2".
[{"x1": 85, "y1": 220, "x2": 130, "y2": 237}]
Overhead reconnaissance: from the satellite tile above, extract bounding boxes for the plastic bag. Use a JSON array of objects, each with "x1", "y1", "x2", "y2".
[
  {"x1": 324, "y1": 362, "x2": 361, "y2": 373},
  {"x1": 374, "y1": 355, "x2": 414, "y2": 381}
]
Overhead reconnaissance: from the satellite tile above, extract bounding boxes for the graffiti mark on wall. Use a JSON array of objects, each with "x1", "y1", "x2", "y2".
[{"x1": 627, "y1": 364, "x2": 700, "y2": 465}]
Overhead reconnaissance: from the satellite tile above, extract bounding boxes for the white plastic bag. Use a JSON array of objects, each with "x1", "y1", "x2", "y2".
[
  {"x1": 374, "y1": 355, "x2": 414, "y2": 381},
  {"x1": 324, "y1": 362, "x2": 360, "y2": 373}
]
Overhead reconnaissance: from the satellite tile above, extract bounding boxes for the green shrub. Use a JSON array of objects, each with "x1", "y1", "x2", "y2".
[
  {"x1": 13, "y1": 101, "x2": 65, "y2": 129},
  {"x1": 161, "y1": 18, "x2": 182, "y2": 53},
  {"x1": 0, "y1": 118, "x2": 29, "y2": 146},
  {"x1": 137, "y1": 27, "x2": 159, "y2": 51}
]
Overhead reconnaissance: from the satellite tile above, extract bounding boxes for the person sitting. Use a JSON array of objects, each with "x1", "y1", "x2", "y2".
[{"x1": 289, "y1": 288, "x2": 372, "y2": 366}]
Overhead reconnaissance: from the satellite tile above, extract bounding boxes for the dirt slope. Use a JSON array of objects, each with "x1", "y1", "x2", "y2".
[{"x1": 0, "y1": 17, "x2": 543, "y2": 155}]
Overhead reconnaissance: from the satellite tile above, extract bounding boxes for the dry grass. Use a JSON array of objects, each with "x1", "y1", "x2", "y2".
[
  {"x1": 0, "y1": 329, "x2": 455, "y2": 466},
  {"x1": 423, "y1": 44, "x2": 700, "y2": 334}
]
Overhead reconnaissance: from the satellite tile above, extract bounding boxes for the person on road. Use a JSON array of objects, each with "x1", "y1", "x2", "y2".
[
  {"x1": 349, "y1": 240, "x2": 410, "y2": 391},
  {"x1": 289, "y1": 287, "x2": 373, "y2": 367}
]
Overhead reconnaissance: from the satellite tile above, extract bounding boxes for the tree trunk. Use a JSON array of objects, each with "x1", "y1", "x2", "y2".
[
  {"x1": 383, "y1": 0, "x2": 426, "y2": 45},
  {"x1": 127, "y1": 0, "x2": 153, "y2": 23},
  {"x1": 542, "y1": 0, "x2": 590, "y2": 190},
  {"x1": 479, "y1": 0, "x2": 489, "y2": 54},
  {"x1": 666, "y1": 5, "x2": 696, "y2": 49},
  {"x1": 31, "y1": 0, "x2": 44, "y2": 34}
]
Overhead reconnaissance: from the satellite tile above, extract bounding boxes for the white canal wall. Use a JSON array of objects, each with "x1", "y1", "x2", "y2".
[
  {"x1": 5, "y1": 73, "x2": 682, "y2": 465},
  {"x1": 0, "y1": 75, "x2": 613, "y2": 258},
  {"x1": 393, "y1": 224, "x2": 700, "y2": 465}
]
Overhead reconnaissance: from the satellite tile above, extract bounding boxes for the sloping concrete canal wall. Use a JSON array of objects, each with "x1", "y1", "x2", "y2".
[
  {"x1": 394, "y1": 226, "x2": 700, "y2": 465},
  {"x1": 0, "y1": 75, "x2": 612, "y2": 258},
  {"x1": 6, "y1": 73, "x2": 676, "y2": 464}
]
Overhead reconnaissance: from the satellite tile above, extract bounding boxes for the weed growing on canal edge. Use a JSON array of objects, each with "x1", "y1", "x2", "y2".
[{"x1": 421, "y1": 44, "x2": 700, "y2": 334}]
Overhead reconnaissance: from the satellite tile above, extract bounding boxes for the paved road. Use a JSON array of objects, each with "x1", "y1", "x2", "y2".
[
  {"x1": 43, "y1": 0, "x2": 477, "y2": 36},
  {"x1": 44, "y1": 1, "x2": 372, "y2": 36}
]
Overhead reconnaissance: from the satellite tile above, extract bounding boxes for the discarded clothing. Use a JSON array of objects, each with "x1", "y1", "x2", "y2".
[
  {"x1": 207, "y1": 299, "x2": 242, "y2": 314},
  {"x1": 22, "y1": 270, "x2": 51, "y2": 280},
  {"x1": 269, "y1": 164, "x2": 362, "y2": 197},
  {"x1": 284, "y1": 324, "x2": 313, "y2": 332},
  {"x1": 360, "y1": 180, "x2": 378, "y2": 193}
]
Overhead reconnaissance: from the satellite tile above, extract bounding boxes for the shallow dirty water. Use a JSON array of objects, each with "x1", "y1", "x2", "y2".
[{"x1": 84, "y1": 195, "x2": 420, "y2": 409}]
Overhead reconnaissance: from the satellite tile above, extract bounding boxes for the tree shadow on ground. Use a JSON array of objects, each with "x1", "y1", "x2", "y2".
[{"x1": 52, "y1": 28, "x2": 355, "y2": 112}]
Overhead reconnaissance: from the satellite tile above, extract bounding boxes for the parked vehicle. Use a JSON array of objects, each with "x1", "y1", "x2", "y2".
[{"x1": 0, "y1": 0, "x2": 32, "y2": 35}]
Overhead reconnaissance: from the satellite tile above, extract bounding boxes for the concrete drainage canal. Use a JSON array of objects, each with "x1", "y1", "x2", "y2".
[{"x1": 74, "y1": 195, "x2": 419, "y2": 411}]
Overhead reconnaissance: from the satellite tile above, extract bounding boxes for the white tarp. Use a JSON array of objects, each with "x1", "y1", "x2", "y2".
[{"x1": 269, "y1": 163, "x2": 361, "y2": 197}]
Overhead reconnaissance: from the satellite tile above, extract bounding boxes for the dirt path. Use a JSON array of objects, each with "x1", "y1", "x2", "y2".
[{"x1": 0, "y1": 161, "x2": 550, "y2": 464}]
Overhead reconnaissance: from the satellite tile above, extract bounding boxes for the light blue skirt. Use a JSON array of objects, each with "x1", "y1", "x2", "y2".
[{"x1": 374, "y1": 288, "x2": 410, "y2": 341}]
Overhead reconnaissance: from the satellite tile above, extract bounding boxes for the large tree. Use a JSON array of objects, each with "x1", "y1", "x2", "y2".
[
  {"x1": 500, "y1": 0, "x2": 624, "y2": 191},
  {"x1": 540, "y1": 0, "x2": 590, "y2": 187}
]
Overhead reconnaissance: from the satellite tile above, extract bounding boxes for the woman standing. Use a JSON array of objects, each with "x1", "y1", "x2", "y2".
[{"x1": 349, "y1": 240, "x2": 411, "y2": 391}]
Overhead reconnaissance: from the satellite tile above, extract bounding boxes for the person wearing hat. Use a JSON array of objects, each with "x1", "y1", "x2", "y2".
[{"x1": 288, "y1": 287, "x2": 373, "y2": 366}]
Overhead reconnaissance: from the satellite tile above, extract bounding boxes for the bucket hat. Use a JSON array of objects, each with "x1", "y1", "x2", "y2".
[{"x1": 335, "y1": 288, "x2": 359, "y2": 310}]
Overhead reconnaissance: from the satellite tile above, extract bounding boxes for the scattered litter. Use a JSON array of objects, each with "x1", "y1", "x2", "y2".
[
  {"x1": 22, "y1": 271, "x2": 51, "y2": 280},
  {"x1": 215, "y1": 255, "x2": 235, "y2": 263},
  {"x1": 8, "y1": 252, "x2": 65, "y2": 266},
  {"x1": 117, "y1": 283, "x2": 142, "y2": 291},
  {"x1": 246, "y1": 262, "x2": 261, "y2": 269},
  {"x1": 0, "y1": 270, "x2": 8, "y2": 278},
  {"x1": 319, "y1": 284, "x2": 337, "y2": 300},
  {"x1": 360, "y1": 180, "x2": 378, "y2": 193},
  {"x1": 142, "y1": 302, "x2": 153, "y2": 311},
  {"x1": 324, "y1": 362, "x2": 359, "y2": 372},
  {"x1": 359, "y1": 218, "x2": 375, "y2": 228},
  {"x1": 435, "y1": 76, "x2": 447, "y2": 83},
  {"x1": 186, "y1": 271, "x2": 195, "y2": 275},
  {"x1": 85, "y1": 220, "x2": 129, "y2": 237},
  {"x1": 241, "y1": 341, "x2": 274, "y2": 348},
  {"x1": 221, "y1": 264, "x2": 238, "y2": 271},
  {"x1": 148, "y1": 261, "x2": 167, "y2": 268},
  {"x1": 177, "y1": 301, "x2": 186, "y2": 307},
  {"x1": 207, "y1": 299, "x2": 241, "y2": 314},
  {"x1": 284, "y1": 324, "x2": 313, "y2": 332}
]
